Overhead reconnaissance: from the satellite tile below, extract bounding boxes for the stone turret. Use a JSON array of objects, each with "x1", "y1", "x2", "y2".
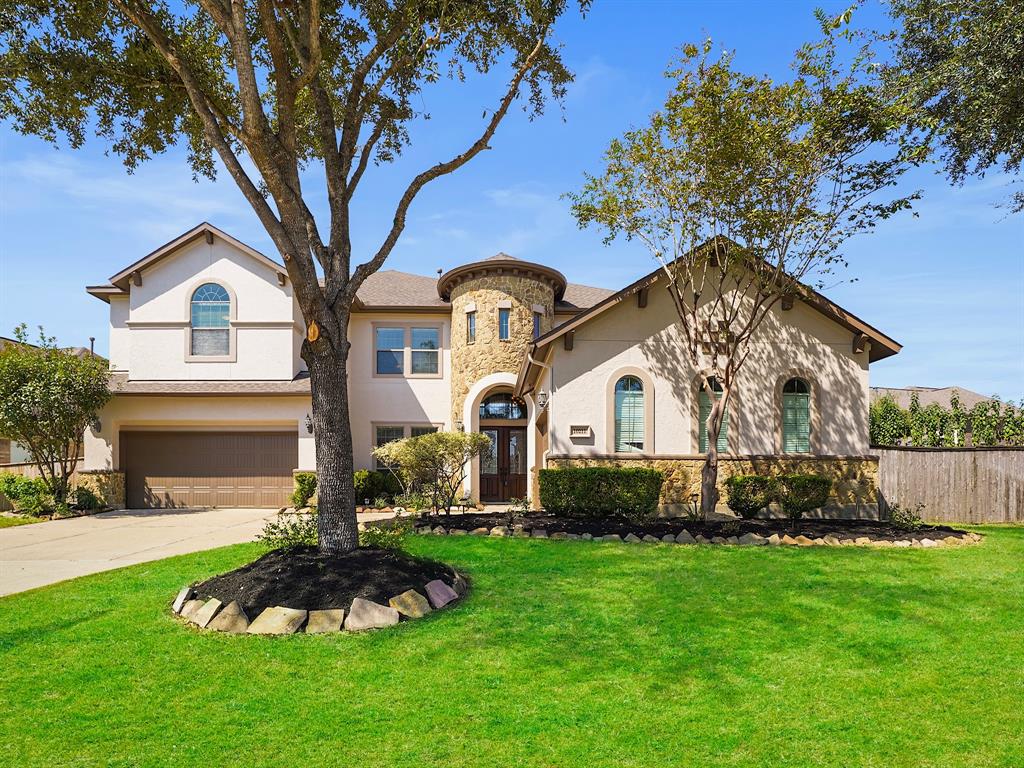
[{"x1": 438, "y1": 254, "x2": 566, "y2": 425}]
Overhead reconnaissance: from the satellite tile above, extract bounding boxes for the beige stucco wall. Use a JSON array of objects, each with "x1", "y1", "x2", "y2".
[
  {"x1": 116, "y1": 236, "x2": 301, "y2": 380},
  {"x1": 545, "y1": 275, "x2": 872, "y2": 458},
  {"x1": 347, "y1": 312, "x2": 452, "y2": 470},
  {"x1": 83, "y1": 395, "x2": 314, "y2": 472}
]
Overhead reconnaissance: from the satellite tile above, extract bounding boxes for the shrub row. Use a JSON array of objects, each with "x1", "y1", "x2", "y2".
[
  {"x1": 290, "y1": 470, "x2": 405, "y2": 509},
  {"x1": 539, "y1": 467, "x2": 664, "y2": 521},
  {"x1": 724, "y1": 473, "x2": 832, "y2": 527}
]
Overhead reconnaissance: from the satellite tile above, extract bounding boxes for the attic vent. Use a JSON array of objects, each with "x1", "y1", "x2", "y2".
[{"x1": 569, "y1": 425, "x2": 591, "y2": 439}]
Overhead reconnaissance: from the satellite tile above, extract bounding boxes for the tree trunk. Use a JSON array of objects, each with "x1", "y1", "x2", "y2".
[
  {"x1": 304, "y1": 335, "x2": 359, "y2": 555},
  {"x1": 700, "y1": 396, "x2": 725, "y2": 519}
]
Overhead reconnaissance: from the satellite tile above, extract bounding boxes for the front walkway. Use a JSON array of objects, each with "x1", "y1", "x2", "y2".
[{"x1": 0, "y1": 507, "x2": 279, "y2": 597}]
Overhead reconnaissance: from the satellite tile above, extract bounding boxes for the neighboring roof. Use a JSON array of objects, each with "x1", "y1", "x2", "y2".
[
  {"x1": 0, "y1": 336, "x2": 106, "y2": 361},
  {"x1": 870, "y1": 386, "x2": 997, "y2": 410},
  {"x1": 108, "y1": 372, "x2": 311, "y2": 396},
  {"x1": 88, "y1": 222, "x2": 287, "y2": 302},
  {"x1": 437, "y1": 255, "x2": 568, "y2": 302},
  {"x1": 515, "y1": 238, "x2": 903, "y2": 395}
]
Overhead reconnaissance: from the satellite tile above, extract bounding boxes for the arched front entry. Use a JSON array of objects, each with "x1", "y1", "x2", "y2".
[{"x1": 462, "y1": 373, "x2": 536, "y2": 504}]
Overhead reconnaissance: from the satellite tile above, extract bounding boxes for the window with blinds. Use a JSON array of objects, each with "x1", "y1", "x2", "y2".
[
  {"x1": 614, "y1": 375, "x2": 645, "y2": 452},
  {"x1": 698, "y1": 379, "x2": 729, "y2": 453},
  {"x1": 782, "y1": 378, "x2": 811, "y2": 452},
  {"x1": 189, "y1": 283, "x2": 230, "y2": 356}
]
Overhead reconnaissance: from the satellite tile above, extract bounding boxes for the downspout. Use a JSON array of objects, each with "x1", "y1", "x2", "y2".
[{"x1": 526, "y1": 346, "x2": 554, "y2": 510}]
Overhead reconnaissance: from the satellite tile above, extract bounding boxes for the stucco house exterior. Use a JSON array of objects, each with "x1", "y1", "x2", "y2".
[{"x1": 83, "y1": 222, "x2": 899, "y2": 514}]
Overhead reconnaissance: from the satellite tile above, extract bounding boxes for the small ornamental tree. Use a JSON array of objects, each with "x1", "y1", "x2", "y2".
[
  {"x1": 0, "y1": 325, "x2": 111, "y2": 507},
  {"x1": 0, "y1": 0, "x2": 581, "y2": 553},
  {"x1": 569, "y1": 23, "x2": 924, "y2": 517},
  {"x1": 869, "y1": 395, "x2": 910, "y2": 446},
  {"x1": 373, "y1": 431, "x2": 490, "y2": 516}
]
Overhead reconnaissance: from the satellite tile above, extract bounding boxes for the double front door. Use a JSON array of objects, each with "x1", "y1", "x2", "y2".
[{"x1": 480, "y1": 426, "x2": 527, "y2": 502}]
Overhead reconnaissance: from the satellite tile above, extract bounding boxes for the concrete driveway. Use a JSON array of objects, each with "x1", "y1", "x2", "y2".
[{"x1": 0, "y1": 507, "x2": 276, "y2": 597}]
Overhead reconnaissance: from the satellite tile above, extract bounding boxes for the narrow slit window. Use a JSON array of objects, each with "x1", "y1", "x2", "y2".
[
  {"x1": 498, "y1": 308, "x2": 511, "y2": 341},
  {"x1": 533, "y1": 311, "x2": 542, "y2": 339},
  {"x1": 466, "y1": 311, "x2": 476, "y2": 344}
]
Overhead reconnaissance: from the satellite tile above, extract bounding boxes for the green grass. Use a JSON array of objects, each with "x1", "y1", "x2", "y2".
[
  {"x1": 0, "y1": 513, "x2": 40, "y2": 528},
  {"x1": 2, "y1": 529, "x2": 1023, "y2": 768}
]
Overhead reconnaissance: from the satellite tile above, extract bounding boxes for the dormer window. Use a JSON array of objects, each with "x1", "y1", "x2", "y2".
[{"x1": 190, "y1": 283, "x2": 231, "y2": 356}]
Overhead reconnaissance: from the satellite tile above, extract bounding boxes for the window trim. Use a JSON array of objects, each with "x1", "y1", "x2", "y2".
[
  {"x1": 774, "y1": 371, "x2": 820, "y2": 454},
  {"x1": 604, "y1": 367, "x2": 655, "y2": 455},
  {"x1": 497, "y1": 307, "x2": 511, "y2": 342},
  {"x1": 466, "y1": 310, "x2": 476, "y2": 344},
  {"x1": 371, "y1": 321, "x2": 444, "y2": 379},
  {"x1": 184, "y1": 280, "x2": 237, "y2": 363}
]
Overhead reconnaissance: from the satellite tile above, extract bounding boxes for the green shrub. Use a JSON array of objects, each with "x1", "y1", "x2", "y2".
[
  {"x1": 259, "y1": 507, "x2": 318, "y2": 550},
  {"x1": 359, "y1": 515, "x2": 414, "y2": 549},
  {"x1": 395, "y1": 491, "x2": 432, "y2": 512},
  {"x1": 723, "y1": 475, "x2": 775, "y2": 519},
  {"x1": 0, "y1": 473, "x2": 52, "y2": 516},
  {"x1": 290, "y1": 472, "x2": 318, "y2": 508},
  {"x1": 71, "y1": 485, "x2": 102, "y2": 511},
  {"x1": 538, "y1": 467, "x2": 663, "y2": 521},
  {"x1": 889, "y1": 502, "x2": 926, "y2": 532},
  {"x1": 353, "y1": 469, "x2": 402, "y2": 504},
  {"x1": 776, "y1": 474, "x2": 832, "y2": 530}
]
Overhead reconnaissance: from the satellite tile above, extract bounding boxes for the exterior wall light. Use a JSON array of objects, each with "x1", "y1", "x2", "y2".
[
  {"x1": 454, "y1": 420, "x2": 464, "y2": 432},
  {"x1": 537, "y1": 390, "x2": 549, "y2": 409},
  {"x1": 305, "y1": 414, "x2": 314, "y2": 434}
]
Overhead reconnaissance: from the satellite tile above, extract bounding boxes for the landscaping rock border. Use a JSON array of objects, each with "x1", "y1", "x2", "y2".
[
  {"x1": 172, "y1": 571, "x2": 467, "y2": 635},
  {"x1": 413, "y1": 523, "x2": 982, "y2": 549}
]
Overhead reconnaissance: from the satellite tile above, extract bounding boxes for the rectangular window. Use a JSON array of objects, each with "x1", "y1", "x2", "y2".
[
  {"x1": 191, "y1": 329, "x2": 230, "y2": 356},
  {"x1": 410, "y1": 425, "x2": 439, "y2": 438},
  {"x1": 375, "y1": 327, "x2": 405, "y2": 375},
  {"x1": 533, "y1": 312, "x2": 542, "y2": 339},
  {"x1": 374, "y1": 425, "x2": 406, "y2": 470},
  {"x1": 498, "y1": 308, "x2": 511, "y2": 341},
  {"x1": 410, "y1": 327, "x2": 440, "y2": 375},
  {"x1": 782, "y1": 394, "x2": 811, "y2": 452},
  {"x1": 615, "y1": 389, "x2": 645, "y2": 452},
  {"x1": 466, "y1": 311, "x2": 476, "y2": 344}
]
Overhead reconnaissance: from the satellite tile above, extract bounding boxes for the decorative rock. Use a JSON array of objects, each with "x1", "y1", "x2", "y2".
[
  {"x1": 767, "y1": 533, "x2": 782, "y2": 546},
  {"x1": 416, "y1": 527, "x2": 432, "y2": 535},
  {"x1": 389, "y1": 590, "x2": 432, "y2": 619},
  {"x1": 738, "y1": 533, "x2": 766, "y2": 546},
  {"x1": 695, "y1": 535, "x2": 711, "y2": 545},
  {"x1": 489, "y1": 526, "x2": 509, "y2": 537},
  {"x1": 306, "y1": 609, "x2": 345, "y2": 634},
  {"x1": 710, "y1": 536, "x2": 727, "y2": 545},
  {"x1": 432, "y1": 526, "x2": 447, "y2": 535},
  {"x1": 624, "y1": 533, "x2": 642, "y2": 543},
  {"x1": 781, "y1": 534, "x2": 798, "y2": 546},
  {"x1": 470, "y1": 527, "x2": 490, "y2": 536},
  {"x1": 840, "y1": 539, "x2": 855, "y2": 546},
  {"x1": 344, "y1": 598, "x2": 399, "y2": 631},
  {"x1": 920, "y1": 538, "x2": 938, "y2": 548},
  {"x1": 794, "y1": 535, "x2": 816, "y2": 546},
  {"x1": 192, "y1": 598, "x2": 223, "y2": 628},
  {"x1": 725, "y1": 536, "x2": 739, "y2": 545},
  {"x1": 812, "y1": 538, "x2": 827, "y2": 546},
  {"x1": 581, "y1": 533, "x2": 593, "y2": 541},
  {"x1": 943, "y1": 536, "x2": 962, "y2": 546},
  {"x1": 873, "y1": 539, "x2": 894, "y2": 548},
  {"x1": 855, "y1": 537, "x2": 872, "y2": 546},
  {"x1": 451, "y1": 529, "x2": 468, "y2": 536},
  {"x1": 172, "y1": 587, "x2": 194, "y2": 614},
  {"x1": 661, "y1": 534, "x2": 677, "y2": 543},
  {"x1": 451, "y1": 572, "x2": 469, "y2": 595},
  {"x1": 567, "y1": 533, "x2": 581, "y2": 540},
  {"x1": 247, "y1": 606, "x2": 308, "y2": 635},
  {"x1": 676, "y1": 530, "x2": 696, "y2": 544},
  {"x1": 550, "y1": 531, "x2": 569, "y2": 540},
  {"x1": 179, "y1": 599, "x2": 205, "y2": 620},
  {"x1": 642, "y1": 534, "x2": 660, "y2": 543},
  {"x1": 424, "y1": 580, "x2": 459, "y2": 609},
  {"x1": 531, "y1": 529, "x2": 548, "y2": 538},
  {"x1": 823, "y1": 535, "x2": 841, "y2": 547},
  {"x1": 893, "y1": 540, "x2": 912, "y2": 548},
  {"x1": 512, "y1": 528, "x2": 530, "y2": 538},
  {"x1": 208, "y1": 601, "x2": 249, "y2": 633},
  {"x1": 602, "y1": 534, "x2": 623, "y2": 542}
]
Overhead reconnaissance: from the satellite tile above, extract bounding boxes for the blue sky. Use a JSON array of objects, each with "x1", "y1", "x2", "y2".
[{"x1": 1, "y1": 0, "x2": 1021, "y2": 400}]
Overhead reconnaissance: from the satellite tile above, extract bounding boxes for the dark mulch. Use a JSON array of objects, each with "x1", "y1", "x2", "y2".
[
  {"x1": 417, "y1": 512, "x2": 971, "y2": 541},
  {"x1": 193, "y1": 546, "x2": 459, "y2": 618}
]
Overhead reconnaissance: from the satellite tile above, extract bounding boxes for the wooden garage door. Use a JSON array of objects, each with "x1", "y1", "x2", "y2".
[{"x1": 121, "y1": 431, "x2": 297, "y2": 509}]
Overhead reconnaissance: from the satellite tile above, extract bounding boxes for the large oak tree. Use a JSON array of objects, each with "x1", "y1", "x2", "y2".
[{"x1": 0, "y1": 0, "x2": 581, "y2": 552}]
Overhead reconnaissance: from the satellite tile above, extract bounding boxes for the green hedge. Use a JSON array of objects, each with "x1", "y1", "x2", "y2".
[
  {"x1": 776, "y1": 473, "x2": 832, "y2": 528},
  {"x1": 290, "y1": 472, "x2": 318, "y2": 508},
  {"x1": 353, "y1": 469, "x2": 402, "y2": 504},
  {"x1": 723, "y1": 474, "x2": 776, "y2": 519},
  {"x1": 539, "y1": 467, "x2": 663, "y2": 520}
]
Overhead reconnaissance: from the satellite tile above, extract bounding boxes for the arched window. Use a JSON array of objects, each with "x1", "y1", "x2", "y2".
[
  {"x1": 698, "y1": 377, "x2": 729, "y2": 453},
  {"x1": 614, "y1": 375, "x2": 645, "y2": 452},
  {"x1": 480, "y1": 392, "x2": 526, "y2": 420},
  {"x1": 190, "y1": 283, "x2": 231, "y2": 356},
  {"x1": 782, "y1": 377, "x2": 811, "y2": 452}
]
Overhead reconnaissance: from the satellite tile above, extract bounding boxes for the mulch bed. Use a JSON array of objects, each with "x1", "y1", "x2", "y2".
[
  {"x1": 416, "y1": 512, "x2": 971, "y2": 542},
  {"x1": 194, "y1": 546, "x2": 459, "y2": 618}
]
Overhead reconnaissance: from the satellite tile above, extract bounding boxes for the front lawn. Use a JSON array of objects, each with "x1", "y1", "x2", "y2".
[
  {"x1": 2, "y1": 528, "x2": 1023, "y2": 767},
  {"x1": 0, "y1": 514, "x2": 40, "y2": 528}
]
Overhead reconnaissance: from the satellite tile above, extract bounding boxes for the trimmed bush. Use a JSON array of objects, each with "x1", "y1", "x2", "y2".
[
  {"x1": 0, "y1": 473, "x2": 51, "y2": 516},
  {"x1": 776, "y1": 474, "x2": 832, "y2": 530},
  {"x1": 723, "y1": 474, "x2": 775, "y2": 519},
  {"x1": 539, "y1": 467, "x2": 663, "y2": 521},
  {"x1": 353, "y1": 469, "x2": 402, "y2": 504},
  {"x1": 290, "y1": 472, "x2": 318, "y2": 508}
]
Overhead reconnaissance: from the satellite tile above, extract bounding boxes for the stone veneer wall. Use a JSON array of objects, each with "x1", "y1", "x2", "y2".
[
  {"x1": 77, "y1": 470, "x2": 126, "y2": 510},
  {"x1": 449, "y1": 274, "x2": 555, "y2": 424},
  {"x1": 546, "y1": 455, "x2": 880, "y2": 519}
]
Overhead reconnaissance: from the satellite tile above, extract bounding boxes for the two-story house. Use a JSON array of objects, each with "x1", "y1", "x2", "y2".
[{"x1": 84, "y1": 222, "x2": 900, "y2": 514}]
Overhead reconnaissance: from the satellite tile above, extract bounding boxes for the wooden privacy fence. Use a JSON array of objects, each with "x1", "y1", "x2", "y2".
[
  {"x1": 876, "y1": 446, "x2": 1024, "y2": 523},
  {"x1": 0, "y1": 460, "x2": 82, "y2": 512}
]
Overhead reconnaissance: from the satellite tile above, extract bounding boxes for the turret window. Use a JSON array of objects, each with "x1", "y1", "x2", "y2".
[{"x1": 498, "y1": 308, "x2": 511, "y2": 341}]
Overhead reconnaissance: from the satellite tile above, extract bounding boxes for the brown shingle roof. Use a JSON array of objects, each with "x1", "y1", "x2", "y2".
[
  {"x1": 870, "y1": 386, "x2": 997, "y2": 410},
  {"x1": 108, "y1": 372, "x2": 311, "y2": 396}
]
